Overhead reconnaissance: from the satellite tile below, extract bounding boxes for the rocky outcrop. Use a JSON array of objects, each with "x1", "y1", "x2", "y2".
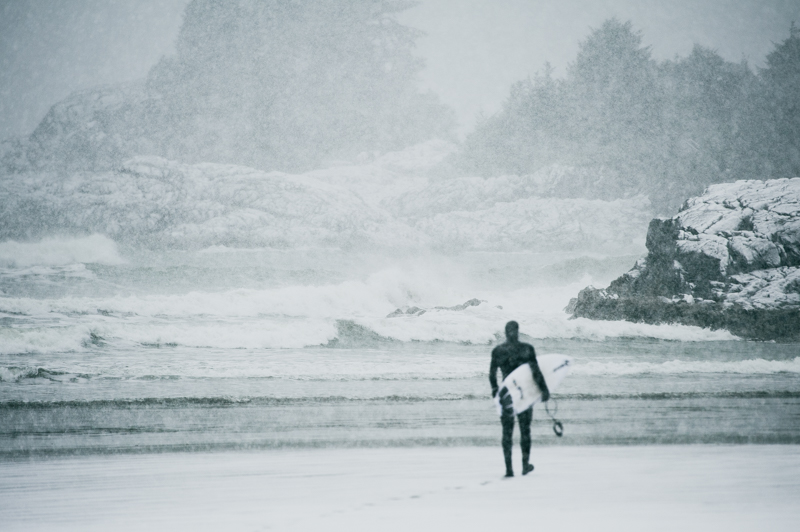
[
  {"x1": 0, "y1": 83, "x2": 158, "y2": 174},
  {"x1": 0, "y1": 145, "x2": 652, "y2": 253},
  {"x1": 568, "y1": 179, "x2": 800, "y2": 340},
  {"x1": 386, "y1": 298, "x2": 485, "y2": 318}
]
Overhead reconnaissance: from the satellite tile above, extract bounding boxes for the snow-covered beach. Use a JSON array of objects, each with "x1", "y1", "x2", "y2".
[{"x1": 3, "y1": 446, "x2": 799, "y2": 531}]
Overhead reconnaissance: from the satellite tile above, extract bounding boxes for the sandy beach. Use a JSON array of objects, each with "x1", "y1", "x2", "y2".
[{"x1": 3, "y1": 445, "x2": 799, "y2": 531}]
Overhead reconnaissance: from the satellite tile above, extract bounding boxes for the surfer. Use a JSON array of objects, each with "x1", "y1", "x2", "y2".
[{"x1": 490, "y1": 320, "x2": 549, "y2": 477}]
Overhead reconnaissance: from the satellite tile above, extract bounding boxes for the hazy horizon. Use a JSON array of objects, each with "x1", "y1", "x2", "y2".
[{"x1": 2, "y1": 0, "x2": 798, "y2": 140}]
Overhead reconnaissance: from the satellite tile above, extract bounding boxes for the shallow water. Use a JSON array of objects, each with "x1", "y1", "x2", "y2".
[{"x1": 1, "y1": 239, "x2": 798, "y2": 456}]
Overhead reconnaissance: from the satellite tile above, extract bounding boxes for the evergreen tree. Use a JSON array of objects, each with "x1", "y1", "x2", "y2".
[
  {"x1": 657, "y1": 46, "x2": 758, "y2": 204},
  {"x1": 453, "y1": 19, "x2": 798, "y2": 212},
  {"x1": 458, "y1": 64, "x2": 565, "y2": 176},
  {"x1": 562, "y1": 19, "x2": 661, "y2": 189},
  {"x1": 761, "y1": 22, "x2": 800, "y2": 177},
  {"x1": 148, "y1": 0, "x2": 455, "y2": 171},
  {"x1": 455, "y1": 19, "x2": 662, "y2": 197}
]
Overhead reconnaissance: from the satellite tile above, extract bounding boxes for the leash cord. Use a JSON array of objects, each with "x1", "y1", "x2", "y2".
[{"x1": 544, "y1": 396, "x2": 564, "y2": 437}]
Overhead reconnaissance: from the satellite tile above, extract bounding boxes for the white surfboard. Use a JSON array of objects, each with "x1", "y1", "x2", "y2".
[{"x1": 494, "y1": 354, "x2": 574, "y2": 415}]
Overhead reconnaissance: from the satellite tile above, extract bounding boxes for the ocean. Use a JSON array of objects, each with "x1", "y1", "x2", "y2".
[{"x1": 2, "y1": 236, "x2": 799, "y2": 457}]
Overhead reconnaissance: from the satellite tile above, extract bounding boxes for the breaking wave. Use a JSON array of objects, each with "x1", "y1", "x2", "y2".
[
  {"x1": 0, "y1": 315, "x2": 738, "y2": 355},
  {"x1": 0, "y1": 264, "x2": 739, "y2": 354},
  {"x1": 0, "y1": 327, "x2": 90, "y2": 355},
  {"x1": 0, "y1": 366, "x2": 91, "y2": 383},
  {"x1": 0, "y1": 234, "x2": 124, "y2": 268}
]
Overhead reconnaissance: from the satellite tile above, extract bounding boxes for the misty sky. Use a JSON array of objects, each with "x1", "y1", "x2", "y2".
[{"x1": 1, "y1": 0, "x2": 798, "y2": 140}]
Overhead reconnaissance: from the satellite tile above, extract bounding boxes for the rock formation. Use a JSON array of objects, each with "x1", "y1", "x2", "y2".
[
  {"x1": 0, "y1": 145, "x2": 651, "y2": 254},
  {"x1": 568, "y1": 178, "x2": 800, "y2": 340},
  {"x1": 386, "y1": 298, "x2": 485, "y2": 318}
]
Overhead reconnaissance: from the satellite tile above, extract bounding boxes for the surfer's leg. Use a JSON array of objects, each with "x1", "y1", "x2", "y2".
[
  {"x1": 501, "y1": 411, "x2": 515, "y2": 476},
  {"x1": 518, "y1": 408, "x2": 533, "y2": 470}
]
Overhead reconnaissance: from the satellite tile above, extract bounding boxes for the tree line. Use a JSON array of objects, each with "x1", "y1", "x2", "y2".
[
  {"x1": 452, "y1": 19, "x2": 800, "y2": 212},
  {"x1": 3, "y1": 5, "x2": 798, "y2": 213},
  {"x1": 146, "y1": 0, "x2": 455, "y2": 171}
]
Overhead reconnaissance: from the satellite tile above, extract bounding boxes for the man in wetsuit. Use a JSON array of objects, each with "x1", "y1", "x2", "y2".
[{"x1": 490, "y1": 320, "x2": 549, "y2": 477}]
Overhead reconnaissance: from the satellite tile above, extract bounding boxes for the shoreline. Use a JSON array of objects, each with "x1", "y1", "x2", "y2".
[{"x1": 5, "y1": 436, "x2": 800, "y2": 461}]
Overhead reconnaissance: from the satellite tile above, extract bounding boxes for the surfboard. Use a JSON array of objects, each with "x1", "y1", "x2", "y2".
[{"x1": 494, "y1": 354, "x2": 574, "y2": 416}]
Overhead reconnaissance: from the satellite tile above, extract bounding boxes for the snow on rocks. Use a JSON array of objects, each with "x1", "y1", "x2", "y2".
[
  {"x1": 569, "y1": 178, "x2": 800, "y2": 340},
  {"x1": 726, "y1": 267, "x2": 800, "y2": 310},
  {"x1": 1, "y1": 83, "x2": 152, "y2": 173},
  {"x1": 0, "y1": 156, "x2": 423, "y2": 249},
  {"x1": 677, "y1": 178, "x2": 800, "y2": 272},
  {"x1": 0, "y1": 142, "x2": 651, "y2": 254}
]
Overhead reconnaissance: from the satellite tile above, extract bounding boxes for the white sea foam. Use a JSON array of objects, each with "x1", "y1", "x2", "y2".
[
  {"x1": 0, "y1": 263, "x2": 96, "y2": 280},
  {"x1": 0, "y1": 267, "x2": 459, "y2": 319},
  {"x1": 357, "y1": 314, "x2": 737, "y2": 344},
  {"x1": 0, "y1": 366, "x2": 39, "y2": 382},
  {"x1": 0, "y1": 235, "x2": 124, "y2": 268},
  {"x1": 0, "y1": 326, "x2": 88, "y2": 355},
  {"x1": 0, "y1": 311, "x2": 736, "y2": 354},
  {"x1": 0, "y1": 264, "x2": 739, "y2": 353},
  {"x1": 350, "y1": 277, "x2": 737, "y2": 344},
  {"x1": 117, "y1": 319, "x2": 339, "y2": 350}
]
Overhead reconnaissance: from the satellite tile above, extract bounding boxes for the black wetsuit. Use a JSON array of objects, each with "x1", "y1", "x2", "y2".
[{"x1": 490, "y1": 340, "x2": 549, "y2": 474}]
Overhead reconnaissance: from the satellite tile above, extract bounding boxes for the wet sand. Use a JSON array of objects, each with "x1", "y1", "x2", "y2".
[{"x1": 2, "y1": 445, "x2": 799, "y2": 531}]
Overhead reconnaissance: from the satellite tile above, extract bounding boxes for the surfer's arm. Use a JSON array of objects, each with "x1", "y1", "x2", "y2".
[
  {"x1": 529, "y1": 348, "x2": 550, "y2": 402},
  {"x1": 489, "y1": 349, "x2": 499, "y2": 397}
]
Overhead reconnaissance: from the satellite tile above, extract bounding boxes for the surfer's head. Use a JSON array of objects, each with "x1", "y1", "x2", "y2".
[{"x1": 505, "y1": 321, "x2": 519, "y2": 342}]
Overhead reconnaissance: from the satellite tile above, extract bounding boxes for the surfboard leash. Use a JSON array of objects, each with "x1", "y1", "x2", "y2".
[{"x1": 544, "y1": 397, "x2": 564, "y2": 437}]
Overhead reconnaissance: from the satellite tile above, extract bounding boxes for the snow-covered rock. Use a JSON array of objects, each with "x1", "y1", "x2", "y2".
[
  {"x1": 725, "y1": 267, "x2": 800, "y2": 310},
  {"x1": 0, "y1": 145, "x2": 652, "y2": 254},
  {"x1": 676, "y1": 178, "x2": 800, "y2": 273},
  {"x1": 568, "y1": 179, "x2": 800, "y2": 340},
  {"x1": 0, "y1": 156, "x2": 424, "y2": 249},
  {"x1": 1, "y1": 83, "x2": 154, "y2": 173}
]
